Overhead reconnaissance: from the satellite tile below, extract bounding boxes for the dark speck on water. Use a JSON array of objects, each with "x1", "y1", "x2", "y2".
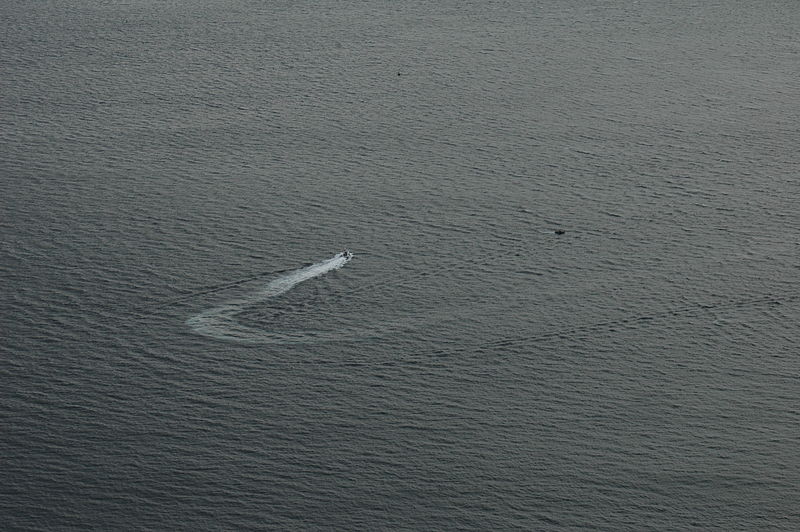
[{"x1": 2, "y1": 0, "x2": 799, "y2": 530}]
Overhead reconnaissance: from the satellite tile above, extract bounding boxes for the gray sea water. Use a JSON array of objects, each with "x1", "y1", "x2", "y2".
[{"x1": 2, "y1": 1, "x2": 799, "y2": 530}]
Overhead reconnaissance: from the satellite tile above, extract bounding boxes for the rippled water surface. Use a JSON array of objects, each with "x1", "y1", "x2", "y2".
[{"x1": 3, "y1": 1, "x2": 799, "y2": 530}]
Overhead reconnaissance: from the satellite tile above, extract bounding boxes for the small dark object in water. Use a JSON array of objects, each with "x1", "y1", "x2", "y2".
[{"x1": 555, "y1": 229, "x2": 566, "y2": 235}]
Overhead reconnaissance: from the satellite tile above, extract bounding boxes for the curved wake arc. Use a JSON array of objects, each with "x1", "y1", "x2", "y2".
[{"x1": 186, "y1": 252, "x2": 354, "y2": 344}]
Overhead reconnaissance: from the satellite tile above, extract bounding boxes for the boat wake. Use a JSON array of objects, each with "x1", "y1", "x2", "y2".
[{"x1": 186, "y1": 251, "x2": 354, "y2": 344}]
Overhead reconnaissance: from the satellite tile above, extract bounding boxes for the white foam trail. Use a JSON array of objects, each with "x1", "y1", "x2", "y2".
[
  {"x1": 187, "y1": 252, "x2": 353, "y2": 344},
  {"x1": 258, "y1": 253, "x2": 350, "y2": 297}
]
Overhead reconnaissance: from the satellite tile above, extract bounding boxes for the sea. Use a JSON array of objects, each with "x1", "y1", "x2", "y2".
[{"x1": 2, "y1": 1, "x2": 798, "y2": 530}]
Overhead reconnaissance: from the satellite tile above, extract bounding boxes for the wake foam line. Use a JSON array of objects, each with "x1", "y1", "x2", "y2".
[
  {"x1": 148, "y1": 267, "x2": 295, "y2": 310},
  {"x1": 423, "y1": 292, "x2": 799, "y2": 357},
  {"x1": 186, "y1": 253, "x2": 353, "y2": 344}
]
